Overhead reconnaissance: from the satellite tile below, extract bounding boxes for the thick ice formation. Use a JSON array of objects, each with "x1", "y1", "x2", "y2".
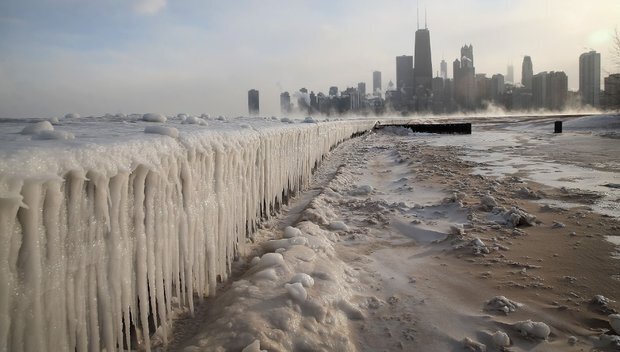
[{"x1": 0, "y1": 118, "x2": 373, "y2": 351}]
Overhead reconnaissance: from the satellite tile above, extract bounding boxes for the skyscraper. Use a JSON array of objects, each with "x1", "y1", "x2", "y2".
[
  {"x1": 373, "y1": 71, "x2": 382, "y2": 96},
  {"x1": 579, "y1": 50, "x2": 601, "y2": 107},
  {"x1": 521, "y1": 56, "x2": 533, "y2": 90},
  {"x1": 506, "y1": 65, "x2": 514, "y2": 84},
  {"x1": 414, "y1": 28, "x2": 433, "y2": 90},
  {"x1": 440, "y1": 60, "x2": 447, "y2": 80},
  {"x1": 396, "y1": 55, "x2": 414, "y2": 95},
  {"x1": 357, "y1": 82, "x2": 366, "y2": 97},
  {"x1": 280, "y1": 92, "x2": 291, "y2": 114},
  {"x1": 461, "y1": 45, "x2": 473, "y2": 66},
  {"x1": 248, "y1": 89, "x2": 259, "y2": 115}
]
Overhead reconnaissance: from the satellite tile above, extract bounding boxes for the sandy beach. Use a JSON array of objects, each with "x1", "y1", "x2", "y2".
[{"x1": 164, "y1": 115, "x2": 620, "y2": 352}]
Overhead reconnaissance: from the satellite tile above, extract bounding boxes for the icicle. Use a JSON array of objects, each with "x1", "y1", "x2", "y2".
[{"x1": 0, "y1": 120, "x2": 374, "y2": 351}]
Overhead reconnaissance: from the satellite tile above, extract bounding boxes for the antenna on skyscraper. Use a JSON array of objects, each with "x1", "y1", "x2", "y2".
[{"x1": 416, "y1": 1, "x2": 419, "y2": 30}]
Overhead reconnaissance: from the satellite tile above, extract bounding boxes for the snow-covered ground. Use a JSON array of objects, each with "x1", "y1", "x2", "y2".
[{"x1": 1, "y1": 113, "x2": 619, "y2": 351}]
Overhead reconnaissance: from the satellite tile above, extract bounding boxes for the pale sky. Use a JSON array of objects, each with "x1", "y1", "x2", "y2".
[{"x1": 1, "y1": 0, "x2": 619, "y2": 118}]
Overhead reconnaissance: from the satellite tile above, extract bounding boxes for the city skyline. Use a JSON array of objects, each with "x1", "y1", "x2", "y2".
[{"x1": 1, "y1": 0, "x2": 619, "y2": 118}]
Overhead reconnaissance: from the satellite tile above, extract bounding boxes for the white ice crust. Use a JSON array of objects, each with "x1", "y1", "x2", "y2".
[{"x1": 0, "y1": 116, "x2": 374, "y2": 351}]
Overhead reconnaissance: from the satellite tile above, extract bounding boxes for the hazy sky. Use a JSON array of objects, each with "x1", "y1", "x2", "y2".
[{"x1": 1, "y1": 0, "x2": 619, "y2": 118}]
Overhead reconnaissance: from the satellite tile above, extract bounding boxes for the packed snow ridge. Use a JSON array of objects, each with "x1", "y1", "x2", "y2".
[{"x1": 0, "y1": 117, "x2": 375, "y2": 351}]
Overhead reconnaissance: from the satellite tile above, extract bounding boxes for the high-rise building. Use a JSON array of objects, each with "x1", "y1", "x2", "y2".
[
  {"x1": 396, "y1": 55, "x2": 414, "y2": 96},
  {"x1": 440, "y1": 60, "x2": 448, "y2": 80},
  {"x1": 357, "y1": 82, "x2": 366, "y2": 98},
  {"x1": 373, "y1": 71, "x2": 382, "y2": 96},
  {"x1": 280, "y1": 92, "x2": 291, "y2": 114},
  {"x1": 461, "y1": 45, "x2": 473, "y2": 66},
  {"x1": 491, "y1": 74, "x2": 505, "y2": 102},
  {"x1": 506, "y1": 65, "x2": 514, "y2": 84},
  {"x1": 329, "y1": 86, "x2": 338, "y2": 97},
  {"x1": 548, "y1": 71, "x2": 568, "y2": 110},
  {"x1": 453, "y1": 45, "x2": 476, "y2": 109},
  {"x1": 532, "y1": 71, "x2": 567, "y2": 110},
  {"x1": 579, "y1": 50, "x2": 601, "y2": 107},
  {"x1": 603, "y1": 74, "x2": 620, "y2": 109},
  {"x1": 248, "y1": 89, "x2": 259, "y2": 115},
  {"x1": 521, "y1": 56, "x2": 533, "y2": 90},
  {"x1": 532, "y1": 72, "x2": 548, "y2": 108},
  {"x1": 414, "y1": 27, "x2": 433, "y2": 90}
]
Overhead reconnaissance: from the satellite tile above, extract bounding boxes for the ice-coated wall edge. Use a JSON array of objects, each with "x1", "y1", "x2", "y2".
[{"x1": 0, "y1": 119, "x2": 375, "y2": 352}]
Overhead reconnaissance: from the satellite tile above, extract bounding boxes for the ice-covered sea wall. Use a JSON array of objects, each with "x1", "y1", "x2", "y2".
[{"x1": 0, "y1": 117, "x2": 375, "y2": 351}]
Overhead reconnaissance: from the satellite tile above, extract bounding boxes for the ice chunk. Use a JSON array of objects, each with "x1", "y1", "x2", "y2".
[
  {"x1": 462, "y1": 337, "x2": 486, "y2": 352},
  {"x1": 289, "y1": 273, "x2": 314, "y2": 288},
  {"x1": 329, "y1": 221, "x2": 349, "y2": 231},
  {"x1": 142, "y1": 113, "x2": 167, "y2": 122},
  {"x1": 485, "y1": 296, "x2": 521, "y2": 314},
  {"x1": 337, "y1": 300, "x2": 364, "y2": 320},
  {"x1": 64, "y1": 113, "x2": 80, "y2": 118},
  {"x1": 491, "y1": 330, "x2": 510, "y2": 347},
  {"x1": 255, "y1": 253, "x2": 285, "y2": 269},
  {"x1": 283, "y1": 226, "x2": 303, "y2": 238},
  {"x1": 513, "y1": 320, "x2": 550, "y2": 339},
  {"x1": 144, "y1": 126, "x2": 179, "y2": 138},
  {"x1": 21, "y1": 121, "x2": 54, "y2": 135},
  {"x1": 285, "y1": 282, "x2": 307, "y2": 302},
  {"x1": 182, "y1": 115, "x2": 208, "y2": 125},
  {"x1": 254, "y1": 268, "x2": 278, "y2": 281},
  {"x1": 280, "y1": 117, "x2": 293, "y2": 123},
  {"x1": 302, "y1": 116, "x2": 317, "y2": 123},
  {"x1": 263, "y1": 237, "x2": 308, "y2": 252},
  {"x1": 480, "y1": 194, "x2": 498, "y2": 210},
  {"x1": 610, "y1": 314, "x2": 620, "y2": 335},
  {"x1": 503, "y1": 207, "x2": 536, "y2": 227}
]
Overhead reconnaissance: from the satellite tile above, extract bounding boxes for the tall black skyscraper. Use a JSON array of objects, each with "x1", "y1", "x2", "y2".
[
  {"x1": 413, "y1": 17, "x2": 432, "y2": 90},
  {"x1": 248, "y1": 89, "x2": 259, "y2": 115}
]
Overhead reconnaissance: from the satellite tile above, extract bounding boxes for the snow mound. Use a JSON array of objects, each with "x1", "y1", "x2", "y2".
[
  {"x1": 64, "y1": 113, "x2": 80, "y2": 119},
  {"x1": 284, "y1": 282, "x2": 307, "y2": 302},
  {"x1": 49, "y1": 117, "x2": 60, "y2": 124},
  {"x1": 303, "y1": 116, "x2": 317, "y2": 123},
  {"x1": 255, "y1": 252, "x2": 285, "y2": 269},
  {"x1": 181, "y1": 115, "x2": 207, "y2": 125},
  {"x1": 263, "y1": 237, "x2": 308, "y2": 252},
  {"x1": 21, "y1": 121, "x2": 54, "y2": 135},
  {"x1": 485, "y1": 296, "x2": 521, "y2": 314},
  {"x1": 216, "y1": 115, "x2": 227, "y2": 121},
  {"x1": 283, "y1": 226, "x2": 303, "y2": 238},
  {"x1": 513, "y1": 320, "x2": 550, "y2": 339},
  {"x1": 33, "y1": 130, "x2": 75, "y2": 140},
  {"x1": 480, "y1": 194, "x2": 498, "y2": 210},
  {"x1": 144, "y1": 126, "x2": 179, "y2": 138},
  {"x1": 329, "y1": 221, "x2": 349, "y2": 231},
  {"x1": 491, "y1": 330, "x2": 511, "y2": 347},
  {"x1": 289, "y1": 273, "x2": 314, "y2": 288},
  {"x1": 142, "y1": 113, "x2": 167, "y2": 122}
]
